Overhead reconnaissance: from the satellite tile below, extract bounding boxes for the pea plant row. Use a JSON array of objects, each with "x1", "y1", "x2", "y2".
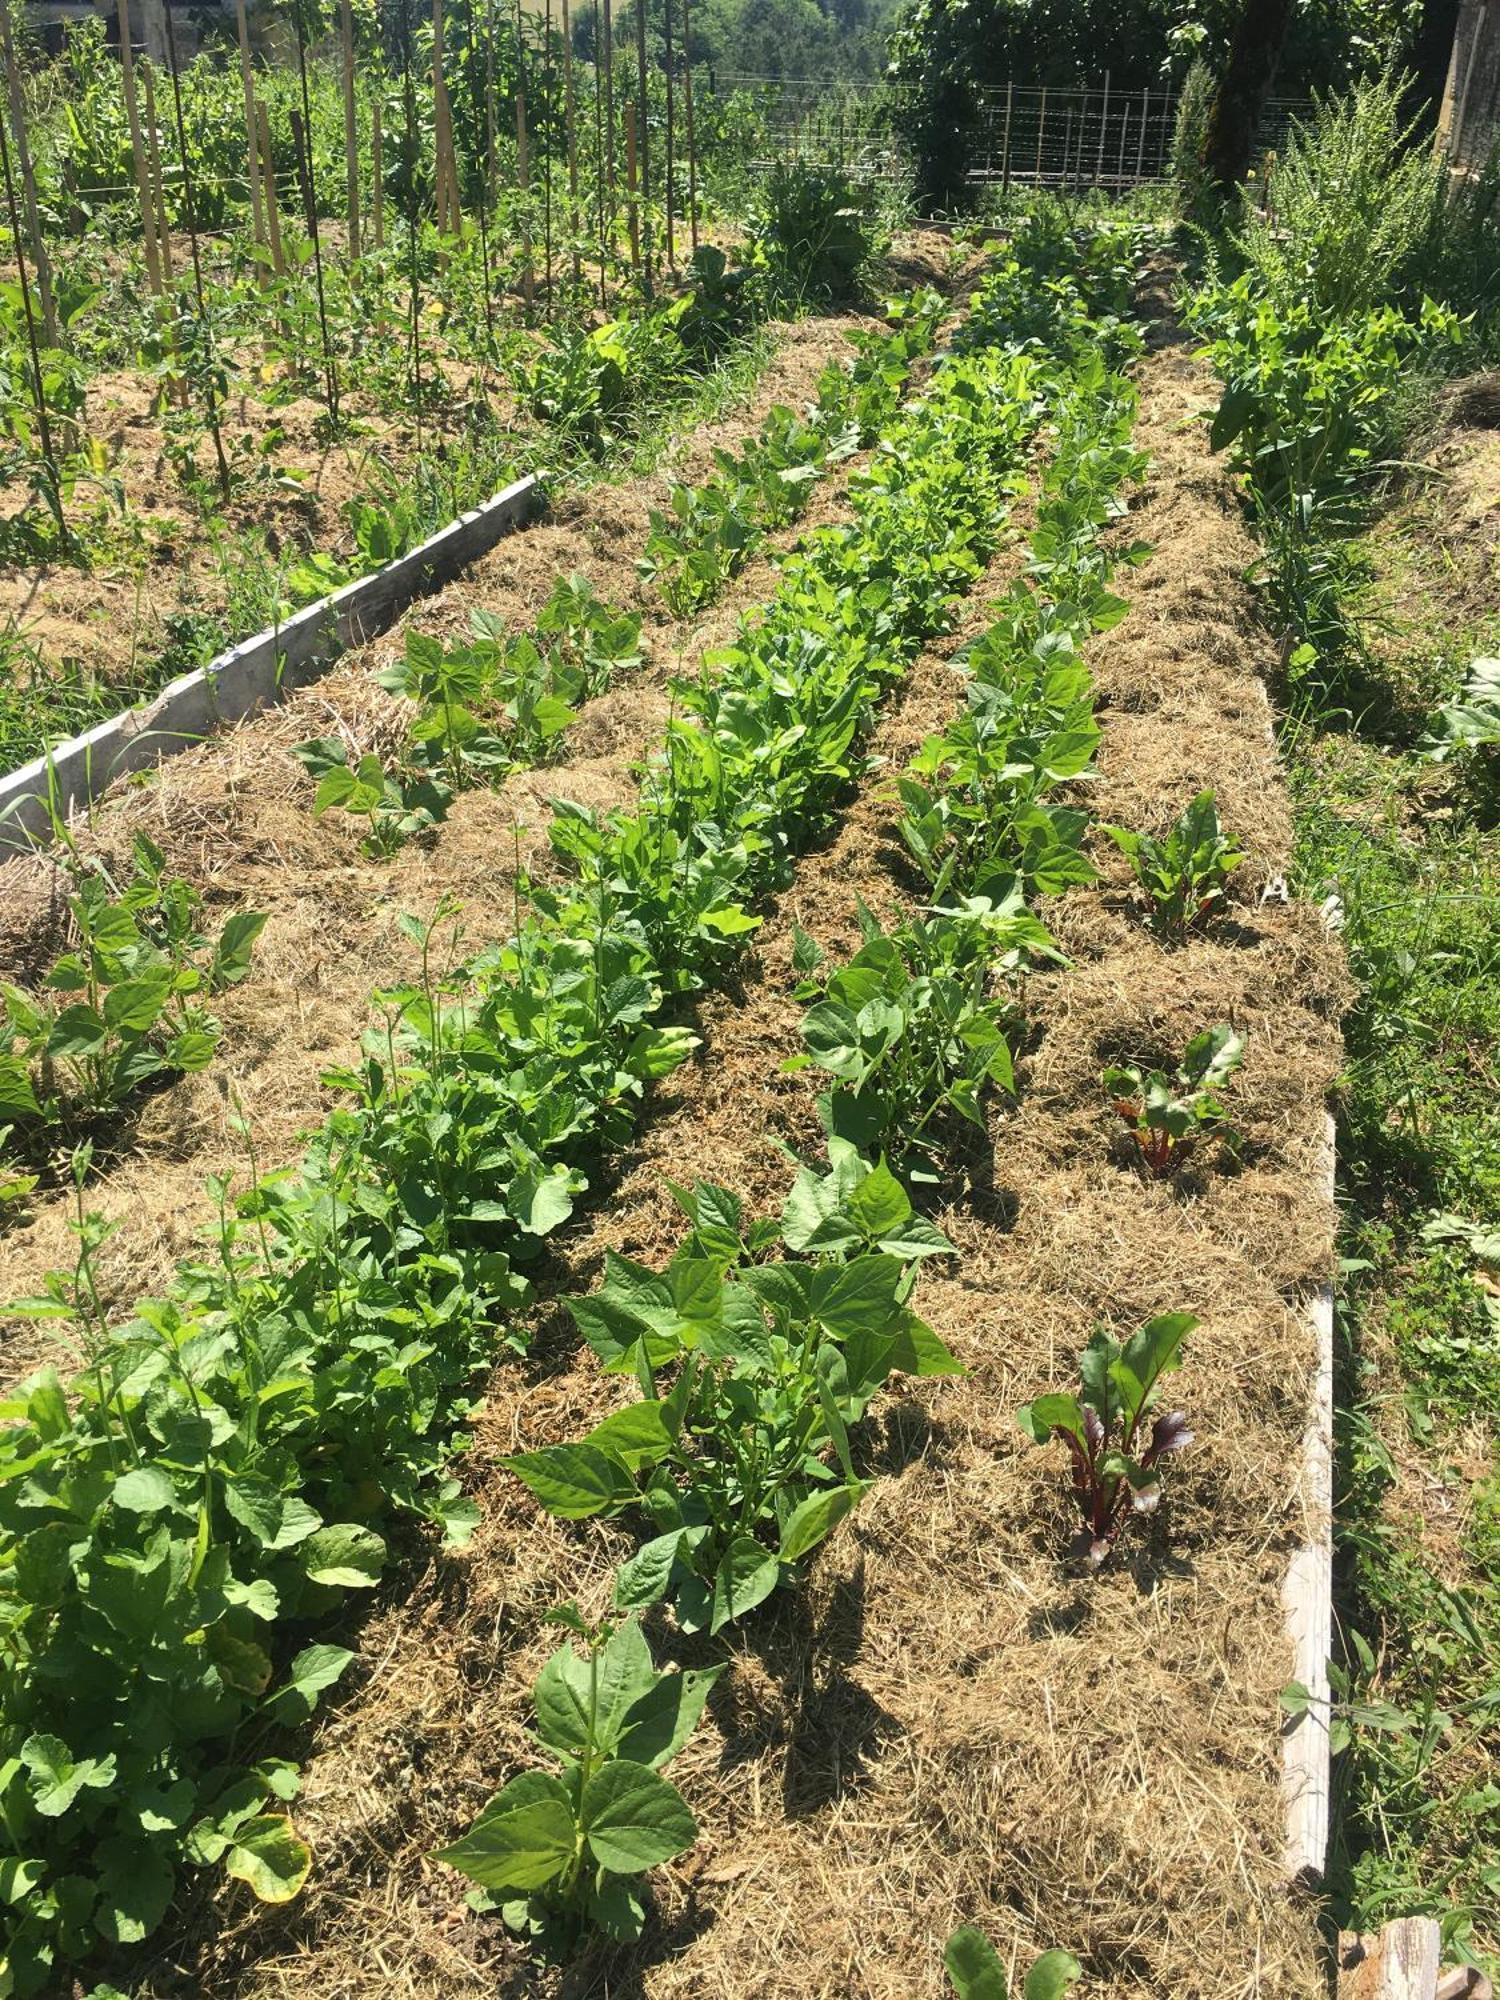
[{"x1": 0, "y1": 219, "x2": 1246, "y2": 1992}]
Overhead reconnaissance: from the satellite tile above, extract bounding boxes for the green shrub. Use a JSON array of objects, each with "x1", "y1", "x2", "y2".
[
  {"x1": 1236, "y1": 71, "x2": 1445, "y2": 318},
  {"x1": 751, "y1": 162, "x2": 874, "y2": 305}
]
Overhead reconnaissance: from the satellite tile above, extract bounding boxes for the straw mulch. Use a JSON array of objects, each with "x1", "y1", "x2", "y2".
[{"x1": 123, "y1": 309, "x2": 1347, "y2": 2000}]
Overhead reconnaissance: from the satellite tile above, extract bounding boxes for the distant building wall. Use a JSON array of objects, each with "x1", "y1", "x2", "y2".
[{"x1": 1439, "y1": 0, "x2": 1500, "y2": 173}]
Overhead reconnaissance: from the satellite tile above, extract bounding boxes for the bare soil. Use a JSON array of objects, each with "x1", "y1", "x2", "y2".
[
  {"x1": 0, "y1": 229, "x2": 959, "y2": 725},
  {"x1": 102, "y1": 307, "x2": 1344, "y2": 1999}
]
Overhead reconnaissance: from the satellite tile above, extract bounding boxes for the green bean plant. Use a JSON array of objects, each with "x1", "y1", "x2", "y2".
[
  {"x1": 946, "y1": 1926, "x2": 1083, "y2": 2000},
  {"x1": 505, "y1": 1167, "x2": 960, "y2": 1633},
  {"x1": 0, "y1": 835, "x2": 265, "y2": 1139},
  {"x1": 435, "y1": 1605, "x2": 717, "y2": 1948}
]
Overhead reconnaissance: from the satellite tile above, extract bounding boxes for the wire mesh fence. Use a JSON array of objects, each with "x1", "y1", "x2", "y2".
[{"x1": 707, "y1": 72, "x2": 1318, "y2": 191}]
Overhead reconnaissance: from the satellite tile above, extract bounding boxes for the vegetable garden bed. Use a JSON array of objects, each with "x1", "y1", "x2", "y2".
[{"x1": 0, "y1": 227, "x2": 1347, "y2": 2000}]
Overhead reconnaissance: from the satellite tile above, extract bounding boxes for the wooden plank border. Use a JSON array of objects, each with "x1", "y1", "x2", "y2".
[
  {"x1": 1281, "y1": 1111, "x2": 1337, "y2": 1884},
  {"x1": 0, "y1": 474, "x2": 542, "y2": 853}
]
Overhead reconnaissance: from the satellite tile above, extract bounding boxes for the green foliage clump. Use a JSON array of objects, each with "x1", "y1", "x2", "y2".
[{"x1": 750, "y1": 162, "x2": 875, "y2": 305}]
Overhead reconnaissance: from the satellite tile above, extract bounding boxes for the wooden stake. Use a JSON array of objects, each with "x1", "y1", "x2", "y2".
[
  {"x1": 340, "y1": 0, "x2": 360, "y2": 259},
  {"x1": 232, "y1": 0, "x2": 267, "y2": 276},
  {"x1": 663, "y1": 0, "x2": 675, "y2": 267},
  {"x1": 371, "y1": 101, "x2": 384, "y2": 249},
  {"x1": 140, "y1": 61, "x2": 175, "y2": 286},
  {"x1": 681, "y1": 0, "x2": 696, "y2": 252},
  {"x1": 0, "y1": 2, "x2": 59, "y2": 349},
  {"x1": 1033, "y1": 84, "x2": 1046, "y2": 184},
  {"x1": 561, "y1": 0, "x2": 580, "y2": 288},
  {"x1": 1001, "y1": 78, "x2": 1013, "y2": 191},
  {"x1": 256, "y1": 98, "x2": 285, "y2": 275},
  {"x1": 1095, "y1": 72, "x2": 1110, "y2": 185},
  {"x1": 625, "y1": 96, "x2": 639, "y2": 272},
  {"x1": 633, "y1": 0, "x2": 650, "y2": 293},
  {"x1": 1137, "y1": 84, "x2": 1149, "y2": 182},
  {"x1": 116, "y1": 0, "x2": 164, "y2": 297}
]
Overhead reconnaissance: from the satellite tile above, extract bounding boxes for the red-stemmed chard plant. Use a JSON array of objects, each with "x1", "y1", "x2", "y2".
[{"x1": 1017, "y1": 1311, "x2": 1197, "y2": 1564}]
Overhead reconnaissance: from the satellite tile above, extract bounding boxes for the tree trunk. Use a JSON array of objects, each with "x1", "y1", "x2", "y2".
[{"x1": 1204, "y1": 0, "x2": 1296, "y2": 194}]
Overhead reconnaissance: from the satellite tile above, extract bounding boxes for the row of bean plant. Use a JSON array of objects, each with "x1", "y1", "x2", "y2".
[
  {"x1": 437, "y1": 220, "x2": 1180, "y2": 1943},
  {"x1": 0, "y1": 287, "x2": 946, "y2": 1194},
  {"x1": 0, "y1": 224, "x2": 1131, "y2": 1991},
  {"x1": 289, "y1": 285, "x2": 949, "y2": 857}
]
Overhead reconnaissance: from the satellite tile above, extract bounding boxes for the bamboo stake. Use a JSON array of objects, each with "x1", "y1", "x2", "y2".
[
  {"x1": 593, "y1": 0, "x2": 607, "y2": 304},
  {"x1": 371, "y1": 101, "x2": 384, "y2": 248},
  {"x1": 602, "y1": 0, "x2": 615, "y2": 244},
  {"x1": 290, "y1": 87, "x2": 340, "y2": 426},
  {"x1": 542, "y1": 0, "x2": 553, "y2": 294},
  {"x1": 161, "y1": 0, "x2": 231, "y2": 498},
  {"x1": 141, "y1": 63, "x2": 173, "y2": 281},
  {"x1": 340, "y1": 0, "x2": 360, "y2": 259},
  {"x1": 232, "y1": 0, "x2": 267, "y2": 275},
  {"x1": 514, "y1": 0, "x2": 533, "y2": 306},
  {"x1": 0, "y1": 92, "x2": 64, "y2": 547},
  {"x1": 432, "y1": 0, "x2": 460, "y2": 238},
  {"x1": 663, "y1": 0, "x2": 675, "y2": 267},
  {"x1": 116, "y1": 0, "x2": 163, "y2": 296},
  {"x1": 633, "y1": 0, "x2": 650, "y2": 293},
  {"x1": 462, "y1": 0, "x2": 496, "y2": 357},
  {"x1": 681, "y1": 0, "x2": 696, "y2": 251},
  {"x1": 561, "y1": 0, "x2": 580, "y2": 288},
  {"x1": 401, "y1": 36, "x2": 424, "y2": 429},
  {"x1": 0, "y1": 3, "x2": 59, "y2": 349},
  {"x1": 1033, "y1": 84, "x2": 1046, "y2": 184},
  {"x1": 484, "y1": 0, "x2": 497, "y2": 194},
  {"x1": 256, "y1": 98, "x2": 285, "y2": 275},
  {"x1": 1001, "y1": 78, "x2": 1013, "y2": 192},
  {"x1": 625, "y1": 96, "x2": 639, "y2": 272},
  {"x1": 1116, "y1": 97, "x2": 1130, "y2": 189}
]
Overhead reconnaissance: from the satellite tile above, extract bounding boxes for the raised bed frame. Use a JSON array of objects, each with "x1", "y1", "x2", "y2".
[{"x1": 0, "y1": 474, "x2": 542, "y2": 854}]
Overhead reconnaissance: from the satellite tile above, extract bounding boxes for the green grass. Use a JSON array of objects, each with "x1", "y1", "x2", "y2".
[{"x1": 1286, "y1": 575, "x2": 1500, "y2": 1970}]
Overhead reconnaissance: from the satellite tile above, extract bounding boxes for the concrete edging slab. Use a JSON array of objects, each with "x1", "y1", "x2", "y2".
[{"x1": 0, "y1": 473, "x2": 542, "y2": 853}]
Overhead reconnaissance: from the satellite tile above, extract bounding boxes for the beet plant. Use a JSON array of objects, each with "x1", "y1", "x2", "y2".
[
  {"x1": 1017, "y1": 1312, "x2": 1197, "y2": 1565},
  {"x1": 1105, "y1": 789, "x2": 1243, "y2": 940},
  {"x1": 435, "y1": 1605, "x2": 716, "y2": 1948},
  {"x1": 1103, "y1": 1025, "x2": 1246, "y2": 1177}
]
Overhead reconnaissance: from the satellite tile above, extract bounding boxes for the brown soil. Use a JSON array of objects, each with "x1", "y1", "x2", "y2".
[
  {"x1": 0, "y1": 296, "x2": 936, "y2": 1382},
  {"x1": 0, "y1": 228, "x2": 959, "y2": 716},
  {"x1": 113, "y1": 310, "x2": 1344, "y2": 1998}
]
